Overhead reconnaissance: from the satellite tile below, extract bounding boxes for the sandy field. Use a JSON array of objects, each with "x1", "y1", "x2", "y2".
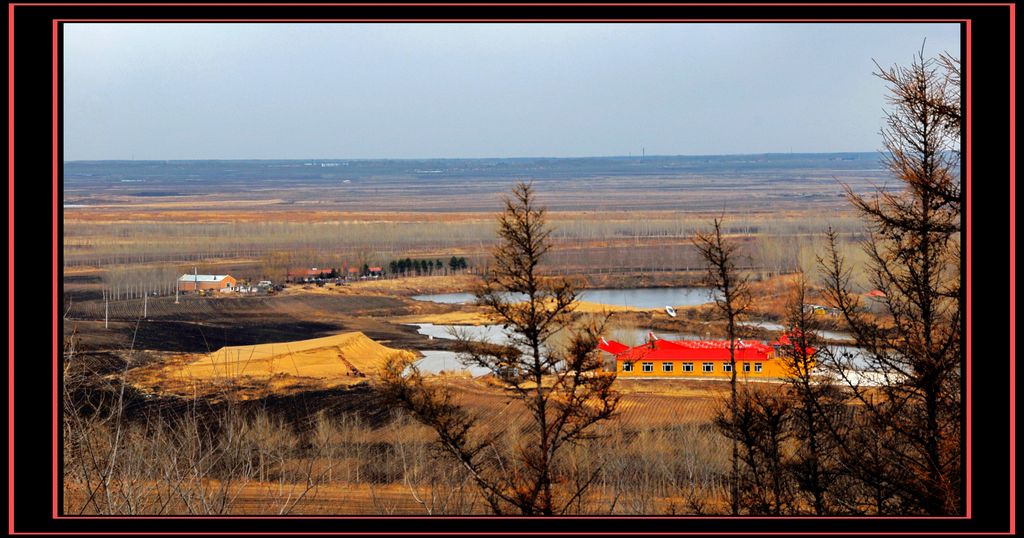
[{"x1": 127, "y1": 332, "x2": 417, "y2": 399}]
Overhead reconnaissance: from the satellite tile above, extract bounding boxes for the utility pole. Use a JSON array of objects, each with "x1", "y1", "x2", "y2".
[
  {"x1": 144, "y1": 292, "x2": 148, "y2": 319},
  {"x1": 104, "y1": 290, "x2": 109, "y2": 329}
]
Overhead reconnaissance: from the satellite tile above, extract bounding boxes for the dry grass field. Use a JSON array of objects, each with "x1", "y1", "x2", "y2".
[
  {"x1": 60, "y1": 156, "x2": 887, "y2": 515},
  {"x1": 68, "y1": 351, "x2": 737, "y2": 515}
]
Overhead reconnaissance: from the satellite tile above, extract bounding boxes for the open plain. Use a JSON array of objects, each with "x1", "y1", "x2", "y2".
[{"x1": 62, "y1": 154, "x2": 882, "y2": 515}]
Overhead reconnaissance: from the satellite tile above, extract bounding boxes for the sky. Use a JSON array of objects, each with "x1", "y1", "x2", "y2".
[{"x1": 63, "y1": 23, "x2": 960, "y2": 161}]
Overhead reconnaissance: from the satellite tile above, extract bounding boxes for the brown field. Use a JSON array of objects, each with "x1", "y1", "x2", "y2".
[
  {"x1": 64, "y1": 478, "x2": 730, "y2": 516},
  {"x1": 60, "y1": 285, "x2": 825, "y2": 515},
  {"x1": 126, "y1": 332, "x2": 418, "y2": 400},
  {"x1": 67, "y1": 350, "x2": 737, "y2": 515},
  {"x1": 62, "y1": 203, "x2": 871, "y2": 286},
  {"x1": 61, "y1": 167, "x2": 878, "y2": 515},
  {"x1": 65, "y1": 315, "x2": 739, "y2": 514},
  {"x1": 317, "y1": 274, "x2": 482, "y2": 297}
]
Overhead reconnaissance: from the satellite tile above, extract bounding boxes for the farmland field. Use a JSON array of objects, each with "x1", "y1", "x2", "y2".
[{"x1": 61, "y1": 154, "x2": 886, "y2": 515}]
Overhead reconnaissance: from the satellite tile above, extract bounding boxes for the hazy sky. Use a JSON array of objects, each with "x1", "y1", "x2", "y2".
[{"x1": 63, "y1": 23, "x2": 960, "y2": 160}]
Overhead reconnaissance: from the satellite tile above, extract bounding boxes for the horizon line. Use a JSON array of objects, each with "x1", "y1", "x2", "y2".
[{"x1": 63, "y1": 150, "x2": 882, "y2": 163}]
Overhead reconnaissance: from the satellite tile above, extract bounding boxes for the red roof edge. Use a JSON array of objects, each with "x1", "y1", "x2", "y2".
[{"x1": 598, "y1": 338, "x2": 629, "y2": 355}]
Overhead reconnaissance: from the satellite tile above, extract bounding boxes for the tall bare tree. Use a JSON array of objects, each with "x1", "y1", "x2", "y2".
[
  {"x1": 693, "y1": 217, "x2": 752, "y2": 515},
  {"x1": 873, "y1": 47, "x2": 961, "y2": 220},
  {"x1": 820, "y1": 48, "x2": 962, "y2": 515},
  {"x1": 380, "y1": 182, "x2": 619, "y2": 515},
  {"x1": 714, "y1": 383, "x2": 793, "y2": 515},
  {"x1": 776, "y1": 273, "x2": 848, "y2": 514}
]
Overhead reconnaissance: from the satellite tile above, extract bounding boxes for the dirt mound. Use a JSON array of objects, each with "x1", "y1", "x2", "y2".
[{"x1": 130, "y1": 332, "x2": 416, "y2": 399}]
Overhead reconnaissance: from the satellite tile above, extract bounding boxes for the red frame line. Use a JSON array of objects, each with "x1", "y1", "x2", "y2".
[
  {"x1": 1007, "y1": 3, "x2": 1017, "y2": 535},
  {"x1": 8, "y1": 2, "x2": 1022, "y2": 7},
  {"x1": 51, "y1": 17, "x2": 60, "y2": 525},
  {"x1": 51, "y1": 19, "x2": 969, "y2": 22},
  {"x1": 964, "y1": 19, "x2": 972, "y2": 521},
  {"x1": 0, "y1": 528, "x2": 1015, "y2": 532},
  {"x1": 7, "y1": 2, "x2": 15, "y2": 536}
]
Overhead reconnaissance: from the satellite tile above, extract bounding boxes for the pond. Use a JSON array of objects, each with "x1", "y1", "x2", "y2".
[
  {"x1": 737, "y1": 320, "x2": 855, "y2": 343},
  {"x1": 408, "y1": 323, "x2": 578, "y2": 377},
  {"x1": 410, "y1": 292, "x2": 481, "y2": 305},
  {"x1": 413, "y1": 323, "x2": 863, "y2": 355},
  {"x1": 826, "y1": 345, "x2": 873, "y2": 370},
  {"x1": 407, "y1": 350, "x2": 492, "y2": 377},
  {"x1": 604, "y1": 327, "x2": 703, "y2": 346},
  {"x1": 412, "y1": 323, "x2": 511, "y2": 343},
  {"x1": 411, "y1": 287, "x2": 719, "y2": 309},
  {"x1": 412, "y1": 323, "x2": 701, "y2": 346},
  {"x1": 409, "y1": 324, "x2": 875, "y2": 379}
]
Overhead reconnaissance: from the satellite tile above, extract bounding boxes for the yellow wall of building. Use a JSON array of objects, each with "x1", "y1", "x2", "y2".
[{"x1": 615, "y1": 358, "x2": 792, "y2": 379}]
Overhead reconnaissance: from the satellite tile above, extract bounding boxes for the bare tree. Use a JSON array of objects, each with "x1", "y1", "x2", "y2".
[
  {"x1": 873, "y1": 46, "x2": 961, "y2": 220},
  {"x1": 380, "y1": 182, "x2": 619, "y2": 515},
  {"x1": 776, "y1": 273, "x2": 848, "y2": 514},
  {"x1": 714, "y1": 384, "x2": 792, "y2": 515},
  {"x1": 693, "y1": 217, "x2": 752, "y2": 515},
  {"x1": 820, "y1": 48, "x2": 962, "y2": 515}
]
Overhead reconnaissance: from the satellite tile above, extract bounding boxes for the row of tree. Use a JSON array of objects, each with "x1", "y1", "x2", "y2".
[{"x1": 387, "y1": 256, "x2": 468, "y2": 277}]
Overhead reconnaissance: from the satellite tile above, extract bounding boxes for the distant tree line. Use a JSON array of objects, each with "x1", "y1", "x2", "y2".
[{"x1": 387, "y1": 256, "x2": 468, "y2": 277}]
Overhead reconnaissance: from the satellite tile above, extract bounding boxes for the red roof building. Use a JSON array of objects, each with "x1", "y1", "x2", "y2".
[
  {"x1": 598, "y1": 332, "x2": 815, "y2": 379},
  {"x1": 606, "y1": 338, "x2": 775, "y2": 363}
]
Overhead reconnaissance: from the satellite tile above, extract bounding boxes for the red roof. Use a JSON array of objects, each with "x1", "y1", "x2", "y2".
[
  {"x1": 606, "y1": 338, "x2": 775, "y2": 362},
  {"x1": 774, "y1": 331, "x2": 817, "y2": 357},
  {"x1": 598, "y1": 338, "x2": 629, "y2": 355},
  {"x1": 865, "y1": 290, "x2": 886, "y2": 298},
  {"x1": 602, "y1": 330, "x2": 817, "y2": 363}
]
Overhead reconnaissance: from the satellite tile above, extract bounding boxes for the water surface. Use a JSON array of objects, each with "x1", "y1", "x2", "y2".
[
  {"x1": 738, "y1": 320, "x2": 854, "y2": 342},
  {"x1": 411, "y1": 287, "x2": 718, "y2": 309},
  {"x1": 407, "y1": 350, "x2": 491, "y2": 377}
]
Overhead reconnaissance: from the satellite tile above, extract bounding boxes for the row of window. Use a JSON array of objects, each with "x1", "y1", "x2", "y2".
[{"x1": 622, "y1": 361, "x2": 763, "y2": 373}]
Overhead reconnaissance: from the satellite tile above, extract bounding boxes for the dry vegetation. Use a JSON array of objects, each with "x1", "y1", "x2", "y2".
[
  {"x1": 62, "y1": 404, "x2": 733, "y2": 515},
  {"x1": 59, "y1": 219, "x2": 873, "y2": 517},
  {"x1": 64, "y1": 352, "x2": 734, "y2": 516},
  {"x1": 63, "y1": 208, "x2": 871, "y2": 287},
  {"x1": 60, "y1": 202, "x2": 871, "y2": 515}
]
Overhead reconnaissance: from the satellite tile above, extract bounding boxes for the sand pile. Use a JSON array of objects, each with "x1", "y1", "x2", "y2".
[{"x1": 133, "y1": 332, "x2": 416, "y2": 398}]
